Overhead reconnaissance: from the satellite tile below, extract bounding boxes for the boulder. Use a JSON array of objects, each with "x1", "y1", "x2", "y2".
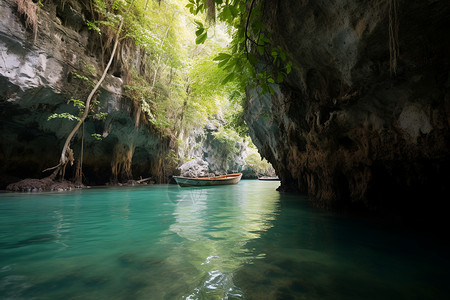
[{"x1": 179, "y1": 158, "x2": 211, "y2": 178}]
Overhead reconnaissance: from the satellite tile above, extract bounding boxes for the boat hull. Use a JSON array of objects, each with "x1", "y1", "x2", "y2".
[{"x1": 173, "y1": 173, "x2": 242, "y2": 187}]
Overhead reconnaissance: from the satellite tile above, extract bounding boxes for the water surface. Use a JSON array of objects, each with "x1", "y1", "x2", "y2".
[{"x1": 0, "y1": 180, "x2": 448, "y2": 299}]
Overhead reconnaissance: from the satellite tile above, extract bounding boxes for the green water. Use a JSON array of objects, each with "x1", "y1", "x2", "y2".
[{"x1": 0, "y1": 180, "x2": 448, "y2": 299}]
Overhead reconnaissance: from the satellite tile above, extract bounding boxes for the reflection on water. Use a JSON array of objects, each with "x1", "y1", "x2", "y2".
[
  {"x1": 0, "y1": 181, "x2": 449, "y2": 299},
  {"x1": 169, "y1": 183, "x2": 279, "y2": 299}
]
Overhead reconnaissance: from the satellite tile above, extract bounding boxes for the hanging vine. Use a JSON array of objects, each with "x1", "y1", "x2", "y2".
[{"x1": 388, "y1": 0, "x2": 400, "y2": 75}]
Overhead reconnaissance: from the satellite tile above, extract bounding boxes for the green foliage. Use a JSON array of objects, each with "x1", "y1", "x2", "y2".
[
  {"x1": 48, "y1": 62, "x2": 106, "y2": 135},
  {"x1": 92, "y1": 112, "x2": 108, "y2": 120},
  {"x1": 188, "y1": 0, "x2": 293, "y2": 96},
  {"x1": 211, "y1": 126, "x2": 243, "y2": 170},
  {"x1": 213, "y1": 127, "x2": 240, "y2": 155},
  {"x1": 72, "y1": 72, "x2": 90, "y2": 83},
  {"x1": 245, "y1": 146, "x2": 275, "y2": 176},
  {"x1": 86, "y1": 20, "x2": 101, "y2": 34},
  {"x1": 84, "y1": 64, "x2": 97, "y2": 76},
  {"x1": 91, "y1": 133, "x2": 103, "y2": 141},
  {"x1": 83, "y1": 0, "x2": 268, "y2": 165},
  {"x1": 224, "y1": 109, "x2": 248, "y2": 137},
  {"x1": 70, "y1": 98, "x2": 85, "y2": 110},
  {"x1": 72, "y1": 60, "x2": 97, "y2": 88},
  {"x1": 124, "y1": 66, "x2": 179, "y2": 131},
  {"x1": 186, "y1": 0, "x2": 204, "y2": 15},
  {"x1": 47, "y1": 112, "x2": 80, "y2": 121},
  {"x1": 194, "y1": 20, "x2": 208, "y2": 44}
]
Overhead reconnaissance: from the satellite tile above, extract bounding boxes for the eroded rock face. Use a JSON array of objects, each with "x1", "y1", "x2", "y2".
[
  {"x1": 0, "y1": 0, "x2": 164, "y2": 187},
  {"x1": 245, "y1": 0, "x2": 450, "y2": 218},
  {"x1": 178, "y1": 158, "x2": 211, "y2": 178},
  {"x1": 179, "y1": 118, "x2": 253, "y2": 177}
]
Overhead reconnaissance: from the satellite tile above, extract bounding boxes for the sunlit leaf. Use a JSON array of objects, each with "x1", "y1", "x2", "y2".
[
  {"x1": 213, "y1": 53, "x2": 231, "y2": 61},
  {"x1": 195, "y1": 32, "x2": 207, "y2": 44},
  {"x1": 222, "y1": 72, "x2": 235, "y2": 85},
  {"x1": 195, "y1": 28, "x2": 204, "y2": 36}
]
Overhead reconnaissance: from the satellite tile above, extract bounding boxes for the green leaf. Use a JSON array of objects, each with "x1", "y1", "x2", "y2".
[
  {"x1": 195, "y1": 28, "x2": 204, "y2": 36},
  {"x1": 269, "y1": 85, "x2": 275, "y2": 95},
  {"x1": 286, "y1": 61, "x2": 292, "y2": 74},
  {"x1": 195, "y1": 32, "x2": 207, "y2": 44},
  {"x1": 47, "y1": 113, "x2": 80, "y2": 121},
  {"x1": 257, "y1": 45, "x2": 264, "y2": 55},
  {"x1": 91, "y1": 133, "x2": 103, "y2": 141},
  {"x1": 70, "y1": 98, "x2": 85, "y2": 109},
  {"x1": 193, "y1": 20, "x2": 203, "y2": 27},
  {"x1": 222, "y1": 72, "x2": 235, "y2": 85},
  {"x1": 86, "y1": 20, "x2": 101, "y2": 35},
  {"x1": 219, "y1": 6, "x2": 231, "y2": 21},
  {"x1": 277, "y1": 72, "x2": 284, "y2": 83},
  {"x1": 218, "y1": 59, "x2": 229, "y2": 68},
  {"x1": 247, "y1": 53, "x2": 257, "y2": 65},
  {"x1": 213, "y1": 53, "x2": 231, "y2": 61},
  {"x1": 196, "y1": 4, "x2": 204, "y2": 14}
]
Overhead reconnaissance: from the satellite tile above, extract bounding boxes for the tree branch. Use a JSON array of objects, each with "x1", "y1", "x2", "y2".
[{"x1": 244, "y1": 0, "x2": 257, "y2": 58}]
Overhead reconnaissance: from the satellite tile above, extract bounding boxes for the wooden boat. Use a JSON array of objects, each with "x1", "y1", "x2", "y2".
[
  {"x1": 258, "y1": 176, "x2": 280, "y2": 181},
  {"x1": 173, "y1": 173, "x2": 242, "y2": 187}
]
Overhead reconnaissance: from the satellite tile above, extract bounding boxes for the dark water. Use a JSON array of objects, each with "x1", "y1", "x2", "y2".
[{"x1": 0, "y1": 180, "x2": 448, "y2": 299}]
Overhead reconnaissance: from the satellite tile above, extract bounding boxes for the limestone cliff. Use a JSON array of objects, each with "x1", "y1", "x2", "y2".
[
  {"x1": 178, "y1": 118, "x2": 255, "y2": 178},
  {"x1": 245, "y1": 0, "x2": 450, "y2": 219},
  {"x1": 0, "y1": 0, "x2": 170, "y2": 187}
]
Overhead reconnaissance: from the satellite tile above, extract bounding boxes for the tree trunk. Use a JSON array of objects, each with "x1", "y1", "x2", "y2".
[{"x1": 44, "y1": 19, "x2": 124, "y2": 180}]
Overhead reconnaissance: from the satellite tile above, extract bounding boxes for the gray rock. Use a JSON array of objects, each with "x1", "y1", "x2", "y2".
[{"x1": 179, "y1": 158, "x2": 210, "y2": 178}]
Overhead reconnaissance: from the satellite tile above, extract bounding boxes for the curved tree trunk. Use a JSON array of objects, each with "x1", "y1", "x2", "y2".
[{"x1": 44, "y1": 20, "x2": 124, "y2": 180}]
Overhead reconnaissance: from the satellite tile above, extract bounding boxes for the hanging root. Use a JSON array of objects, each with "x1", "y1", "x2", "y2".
[
  {"x1": 388, "y1": 0, "x2": 400, "y2": 75},
  {"x1": 42, "y1": 147, "x2": 74, "y2": 180},
  {"x1": 111, "y1": 143, "x2": 135, "y2": 183},
  {"x1": 14, "y1": 0, "x2": 38, "y2": 39}
]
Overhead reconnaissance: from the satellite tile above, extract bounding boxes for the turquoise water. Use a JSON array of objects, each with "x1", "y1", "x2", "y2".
[{"x1": 0, "y1": 180, "x2": 448, "y2": 299}]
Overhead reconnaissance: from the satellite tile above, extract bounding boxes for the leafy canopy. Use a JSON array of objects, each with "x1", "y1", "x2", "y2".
[{"x1": 187, "y1": 0, "x2": 293, "y2": 95}]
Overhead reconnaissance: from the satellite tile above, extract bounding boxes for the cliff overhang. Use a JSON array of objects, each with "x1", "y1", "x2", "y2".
[{"x1": 244, "y1": 0, "x2": 450, "y2": 222}]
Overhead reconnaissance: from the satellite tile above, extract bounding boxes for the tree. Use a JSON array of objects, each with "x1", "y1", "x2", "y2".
[{"x1": 44, "y1": 2, "x2": 131, "y2": 181}]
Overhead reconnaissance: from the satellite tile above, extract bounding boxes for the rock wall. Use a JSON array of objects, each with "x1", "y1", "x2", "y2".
[
  {"x1": 0, "y1": 0, "x2": 167, "y2": 187},
  {"x1": 179, "y1": 118, "x2": 255, "y2": 178},
  {"x1": 245, "y1": 0, "x2": 450, "y2": 219}
]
